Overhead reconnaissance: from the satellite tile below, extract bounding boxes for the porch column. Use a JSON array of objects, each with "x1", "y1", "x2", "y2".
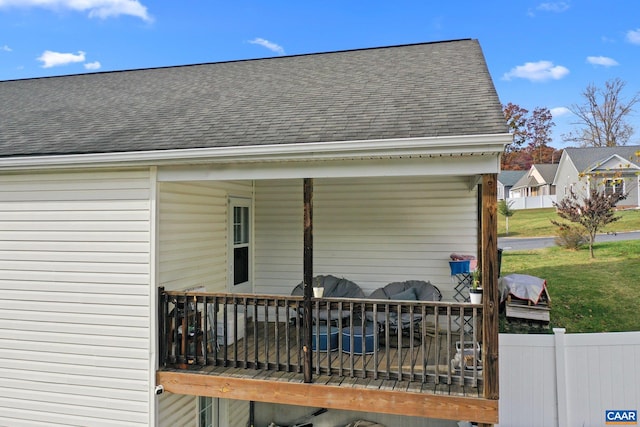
[
  {"x1": 481, "y1": 174, "x2": 499, "y2": 407},
  {"x1": 303, "y1": 178, "x2": 313, "y2": 383}
]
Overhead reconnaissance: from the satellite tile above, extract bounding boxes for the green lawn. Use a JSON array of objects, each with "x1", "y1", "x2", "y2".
[
  {"x1": 498, "y1": 207, "x2": 640, "y2": 237},
  {"x1": 497, "y1": 207, "x2": 640, "y2": 333}
]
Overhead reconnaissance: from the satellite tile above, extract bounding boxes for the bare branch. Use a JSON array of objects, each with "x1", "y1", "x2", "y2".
[{"x1": 564, "y1": 78, "x2": 640, "y2": 147}]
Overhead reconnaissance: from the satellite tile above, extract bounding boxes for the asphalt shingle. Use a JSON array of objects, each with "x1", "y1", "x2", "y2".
[{"x1": 0, "y1": 39, "x2": 507, "y2": 158}]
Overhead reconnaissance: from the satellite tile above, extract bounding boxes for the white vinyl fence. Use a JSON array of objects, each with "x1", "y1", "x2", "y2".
[
  {"x1": 498, "y1": 329, "x2": 640, "y2": 427},
  {"x1": 507, "y1": 195, "x2": 557, "y2": 210}
]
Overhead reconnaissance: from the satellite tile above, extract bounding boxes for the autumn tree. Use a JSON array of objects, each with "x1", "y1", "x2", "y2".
[
  {"x1": 563, "y1": 78, "x2": 640, "y2": 147},
  {"x1": 527, "y1": 107, "x2": 554, "y2": 163},
  {"x1": 552, "y1": 188, "x2": 627, "y2": 258},
  {"x1": 503, "y1": 102, "x2": 529, "y2": 153},
  {"x1": 502, "y1": 103, "x2": 557, "y2": 170}
]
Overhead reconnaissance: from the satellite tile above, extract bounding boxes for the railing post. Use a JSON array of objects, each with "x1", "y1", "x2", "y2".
[
  {"x1": 158, "y1": 287, "x2": 166, "y2": 367},
  {"x1": 303, "y1": 177, "x2": 313, "y2": 383}
]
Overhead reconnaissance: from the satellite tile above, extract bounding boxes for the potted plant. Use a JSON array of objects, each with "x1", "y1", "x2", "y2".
[{"x1": 469, "y1": 269, "x2": 482, "y2": 304}]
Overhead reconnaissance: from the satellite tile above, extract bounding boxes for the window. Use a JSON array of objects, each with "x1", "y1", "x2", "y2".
[
  {"x1": 233, "y1": 206, "x2": 250, "y2": 285},
  {"x1": 604, "y1": 179, "x2": 624, "y2": 196},
  {"x1": 229, "y1": 197, "x2": 251, "y2": 292},
  {"x1": 199, "y1": 396, "x2": 214, "y2": 427}
]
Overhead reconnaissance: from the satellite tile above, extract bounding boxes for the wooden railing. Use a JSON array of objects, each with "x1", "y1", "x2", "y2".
[{"x1": 159, "y1": 290, "x2": 484, "y2": 388}]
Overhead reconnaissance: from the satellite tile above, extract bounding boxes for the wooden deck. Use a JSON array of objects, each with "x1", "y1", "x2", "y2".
[
  {"x1": 157, "y1": 291, "x2": 497, "y2": 424},
  {"x1": 161, "y1": 317, "x2": 484, "y2": 395}
]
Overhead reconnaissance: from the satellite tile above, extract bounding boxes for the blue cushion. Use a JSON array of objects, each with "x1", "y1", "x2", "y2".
[{"x1": 391, "y1": 287, "x2": 417, "y2": 301}]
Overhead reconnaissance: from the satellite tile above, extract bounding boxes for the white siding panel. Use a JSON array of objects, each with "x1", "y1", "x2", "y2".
[
  {"x1": 226, "y1": 399, "x2": 250, "y2": 427},
  {"x1": 159, "y1": 181, "x2": 252, "y2": 293},
  {"x1": 254, "y1": 177, "x2": 477, "y2": 299},
  {"x1": 0, "y1": 169, "x2": 153, "y2": 426},
  {"x1": 254, "y1": 180, "x2": 303, "y2": 295},
  {"x1": 158, "y1": 393, "x2": 197, "y2": 427}
]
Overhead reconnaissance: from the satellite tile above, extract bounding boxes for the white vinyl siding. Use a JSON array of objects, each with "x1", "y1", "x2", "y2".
[
  {"x1": 0, "y1": 169, "x2": 153, "y2": 426},
  {"x1": 157, "y1": 181, "x2": 252, "y2": 426},
  {"x1": 158, "y1": 181, "x2": 252, "y2": 292},
  {"x1": 254, "y1": 180, "x2": 303, "y2": 295},
  {"x1": 158, "y1": 393, "x2": 197, "y2": 427},
  {"x1": 254, "y1": 176, "x2": 477, "y2": 299}
]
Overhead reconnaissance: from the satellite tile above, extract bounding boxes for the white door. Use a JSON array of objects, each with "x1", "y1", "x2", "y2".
[{"x1": 228, "y1": 197, "x2": 252, "y2": 293}]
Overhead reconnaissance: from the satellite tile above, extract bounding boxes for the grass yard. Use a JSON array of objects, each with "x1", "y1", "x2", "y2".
[
  {"x1": 498, "y1": 207, "x2": 640, "y2": 237},
  {"x1": 501, "y1": 240, "x2": 640, "y2": 333}
]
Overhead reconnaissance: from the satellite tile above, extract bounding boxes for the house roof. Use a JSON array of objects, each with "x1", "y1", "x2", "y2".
[
  {"x1": 512, "y1": 163, "x2": 558, "y2": 189},
  {"x1": 532, "y1": 163, "x2": 559, "y2": 183},
  {"x1": 563, "y1": 146, "x2": 640, "y2": 172},
  {"x1": 0, "y1": 39, "x2": 507, "y2": 160},
  {"x1": 498, "y1": 170, "x2": 526, "y2": 187}
]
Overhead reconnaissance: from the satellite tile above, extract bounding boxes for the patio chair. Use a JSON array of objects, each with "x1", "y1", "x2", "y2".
[
  {"x1": 291, "y1": 274, "x2": 365, "y2": 323},
  {"x1": 366, "y1": 280, "x2": 442, "y2": 337}
]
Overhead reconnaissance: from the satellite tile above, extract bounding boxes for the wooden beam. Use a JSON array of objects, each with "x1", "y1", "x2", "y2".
[
  {"x1": 156, "y1": 371, "x2": 499, "y2": 424},
  {"x1": 477, "y1": 184, "x2": 483, "y2": 269},
  {"x1": 303, "y1": 177, "x2": 313, "y2": 383},
  {"x1": 481, "y1": 174, "x2": 499, "y2": 402}
]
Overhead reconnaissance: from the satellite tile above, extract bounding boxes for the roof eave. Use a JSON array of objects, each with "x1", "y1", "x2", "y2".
[{"x1": 0, "y1": 133, "x2": 512, "y2": 171}]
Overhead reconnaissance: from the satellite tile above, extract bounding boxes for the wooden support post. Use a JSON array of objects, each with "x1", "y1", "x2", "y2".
[
  {"x1": 158, "y1": 286, "x2": 166, "y2": 368},
  {"x1": 303, "y1": 178, "x2": 313, "y2": 383},
  {"x1": 481, "y1": 174, "x2": 499, "y2": 421},
  {"x1": 476, "y1": 185, "x2": 483, "y2": 271}
]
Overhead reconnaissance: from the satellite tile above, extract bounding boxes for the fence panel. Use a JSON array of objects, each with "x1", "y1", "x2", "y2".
[
  {"x1": 507, "y1": 195, "x2": 556, "y2": 210},
  {"x1": 498, "y1": 329, "x2": 640, "y2": 427}
]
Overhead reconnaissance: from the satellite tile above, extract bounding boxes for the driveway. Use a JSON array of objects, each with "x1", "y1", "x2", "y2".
[{"x1": 498, "y1": 230, "x2": 640, "y2": 251}]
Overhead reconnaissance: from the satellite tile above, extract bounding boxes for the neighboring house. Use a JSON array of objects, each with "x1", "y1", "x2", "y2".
[
  {"x1": 0, "y1": 39, "x2": 510, "y2": 426},
  {"x1": 497, "y1": 170, "x2": 526, "y2": 200},
  {"x1": 509, "y1": 164, "x2": 558, "y2": 198},
  {"x1": 554, "y1": 146, "x2": 640, "y2": 208}
]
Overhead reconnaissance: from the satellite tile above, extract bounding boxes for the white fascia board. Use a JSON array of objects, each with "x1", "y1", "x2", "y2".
[
  {"x1": 0, "y1": 133, "x2": 511, "y2": 172},
  {"x1": 158, "y1": 153, "x2": 501, "y2": 181}
]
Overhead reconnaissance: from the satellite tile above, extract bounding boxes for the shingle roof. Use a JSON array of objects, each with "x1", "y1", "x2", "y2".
[
  {"x1": 532, "y1": 164, "x2": 558, "y2": 183},
  {"x1": 564, "y1": 146, "x2": 640, "y2": 172},
  {"x1": 498, "y1": 170, "x2": 526, "y2": 187},
  {"x1": 0, "y1": 39, "x2": 507, "y2": 158},
  {"x1": 511, "y1": 164, "x2": 559, "y2": 189},
  {"x1": 512, "y1": 174, "x2": 538, "y2": 190}
]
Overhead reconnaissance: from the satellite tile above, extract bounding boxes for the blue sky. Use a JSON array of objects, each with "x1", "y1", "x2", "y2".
[{"x1": 1, "y1": 0, "x2": 639, "y2": 148}]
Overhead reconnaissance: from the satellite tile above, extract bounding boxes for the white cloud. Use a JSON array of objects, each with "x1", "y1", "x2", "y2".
[
  {"x1": 249, "y1": 38, "x2": 285, "y2": 55},
  {"x1": 0, "y1": 0, "x2": 152, "y2": 22},
  {"x1": 550, "y1": 107, "x2": 571, "y2": 117},
  {"x1": 537, "y1": 2, "x2": 570, "y2": 13},
  {"x1": 503, "y1": 60, "x2": 570, "y2": 82},
  {"x1": 37, "y1": 50, "x2": 85, "y2": 68},
  {"x1": 627, "y1": 29, "x2": 640, "y2": 45},
  {"x1": 2, "y1": 44, "x2": 11, "y2": 52},
  {"x1": 84, "y1": 61, "x2": 101, "y2": 70},
  {"x1": 587, "y1": 56, "x2": 619, "y2": 67}
]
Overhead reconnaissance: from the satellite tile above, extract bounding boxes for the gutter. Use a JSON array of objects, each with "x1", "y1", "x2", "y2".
[{"x1": 0, "y1": 133, "x2": 512, "y2": 171}]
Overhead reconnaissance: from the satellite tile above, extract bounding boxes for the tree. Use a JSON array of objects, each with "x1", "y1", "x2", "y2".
[
  {"x1": 503, "y1": 102, "x2": 529, "y2": 153},
  {"x1": 527, "y1": 107, "x2": 555, "y2": 163},
  {"x1": 502, "y1": 103, "x2": 556, "y2": 170},
  {"x1": 551, "y1": 188, "x2": 626, "y2": 258},
  {"x1": 498, "y1": 199, "x2": 515, "y2": 235},
  {"x1": 563, "y1": 78, "x2": 640, "y2": 147}
]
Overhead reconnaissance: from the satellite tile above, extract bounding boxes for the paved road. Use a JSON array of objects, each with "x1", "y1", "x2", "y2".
[{"x1": 498, "y1": 230, "x2": 640, "y2": 251}]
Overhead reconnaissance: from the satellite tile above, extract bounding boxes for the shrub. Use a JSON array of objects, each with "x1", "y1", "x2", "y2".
[{"x1": 554, "y1": 224, "x2": 587, "y2": 250}]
